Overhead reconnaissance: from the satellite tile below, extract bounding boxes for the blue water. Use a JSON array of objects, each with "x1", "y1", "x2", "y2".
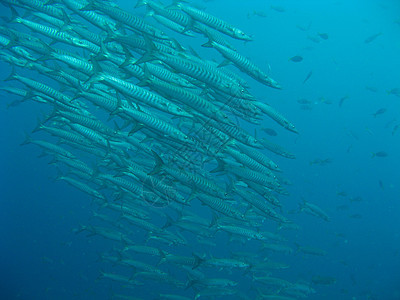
[{"x1": 1, "y1": 0, "x2": 400, "y2": 299}]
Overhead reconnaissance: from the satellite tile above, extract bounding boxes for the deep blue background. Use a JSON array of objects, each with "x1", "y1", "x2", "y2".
[{"x1": 1, "y1": 0, "x2": 400, "y2": 299}]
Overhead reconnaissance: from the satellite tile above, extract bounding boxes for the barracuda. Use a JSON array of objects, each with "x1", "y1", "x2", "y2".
[
  {"x1": 81, "y1": 0, "x2": 169, "y2": 40},
  {"x1": 56, "y1": 175, "x2": 106, "y2": 200},
  {"x1": 203, "y1": 40, "x2": 281, "y2": 89},
  {"x1": 62, "y1": 0, "x2": 119, "y2": 31},
  {"x1": 254, "y1": 102, "x2": 298, "y2": 133},
  {"x1": 140, "y1": 49, "x2": 253, "y2": 100},
  {"x1": 173, "y1": 2, "x2": 252, "y2": 41},
  {"x1": 4, "y1": 71, "x2": 77, "y2": 108},
  {"x1": 141, "y1": 72, "x2": 233, "y2": 125},
  {"x1": 93, "y1": 72, "x2": 191, "y2": 117}
]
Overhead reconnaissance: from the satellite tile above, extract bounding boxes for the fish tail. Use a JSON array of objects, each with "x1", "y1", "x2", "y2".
[
  {"x1": 4, "y1": 67, "x2": 17, "y2": 82},
  {"x1": 192, "y1": 253, "x2": 204, "y2": 269},
  {"x1": 210, "y1": 158, "x2": 225, "y2": 173},
  {"x1": 31, "y1": 116, "x2": 44, "y2": 133},
  {"x1": 79, "y1": 0, "x2": 96, "y2": 12},
  {"x1": 148, "y1": 150, "x2": 164, "y2": 175},
  {"x1": 20, "y1": 131, "x2": 32, "y2": 146}
]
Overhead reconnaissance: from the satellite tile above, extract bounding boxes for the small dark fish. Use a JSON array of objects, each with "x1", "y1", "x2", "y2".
[
  {"x1": 392, "y1": 124, "x2": 400, "y2": 135},
  {"x1": 387, "y1": 88, "x2": 400, "y2": 97},
  {"x1": 289, "y1": 55, "x2": 303, "y2": 62},
  {"x1": 312, "y1": 276, "x2": 337, "y2": 285},
  {"x1": 337, "y1": 191, "x2": 347, "y2": 197},
  {"x1": 247, "y1": 11, "x2": 267, "y2": 19},
  {"x1": 372, "y1": 108, "x2": 386, "y2": 117},
  {"x1": 349, "y1": 196, "x2": 363, "y2": 202},
  {"x1": 270, "y1": 5, "x2": 285, "y2": 12},
  {"x1": 318, "y1": 32, "x2": 329, "y2": 40},
  {"x1": 348, "y1": 131, "x2": 359, "y2": 140},
  {"x1": 310, "y1": 158, "x2": 332, "y2": 166},
  {"x1": 384, "y1": 118, "x2": 396, "y2": 129},
  {"x1": 296, "y1": 22, "x2": 312, "y2": 31},
  {"x1": 350, "y1": 273, "x2": 357, "y2": 285},
  {"x1": 307, "y1": 35, "x2": 320, "y2": 43},
  {"x1": 302, "y1": 71, "x2": 313, "y2": 84},
  {"x1": 319, "y1": 97, "x2": 332, "y2": 104},
  {"x1": 297, "y1": 98, "x2": 312, "y2": 104},
  {"x1": 364, "y1": 32, "x2": 382, "y2": 43},
  {"x1": 300, "y1": 104, "x2": 313, "y2": 110},
  {"x1": 339, "y1": 96, "x2": 349, "y2": 107},
  {"x1": 349, "y1": 214, "x2": 363, "y2": 219},
  {"x1": 253, "y1": 10, "x2": 267, "y2": 18},
  {"x1": 346, "y1": 144, "x2": 353, "y2": 153},
  {"x1": 262, "y1": 128, "x2": 277, "y2": 136},
  {"x1": 371, "y1": 151, "x2": 387, "y2": 158},
  {"x1": 379, "y1": 180, "x2": 384, "y2": 190},
  {"x1": 365, "y1": 86, "x2": 378, "y2": 92},
  {"x1": 336, "y1": 204, "x2": 349, "y2": 211}
]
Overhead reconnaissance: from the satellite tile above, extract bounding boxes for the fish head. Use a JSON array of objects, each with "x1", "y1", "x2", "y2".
[
  {"x1": 257, "y1": 71, "x2": 281, "y2": 89},
  {"x1": 267, "y1": 77, "x2": 282, "y2": 89},
  {"x1": 233, "y1": 28, "x2": 253, "y2": 41},
  {"x1": 246, "y1": 136, "x2": 263, "y2": 149},
  {"x1": 152, "y1": 28, "x2": 170, "y2": 40},
  {"x1": 228, "y1": 82, "x2": 254, "y2": 100},
  {"x1": 238, "y1": 261, "x2": 249, "y2": 268},
  {"x1": 70, "y1": 37, "x2": 89, "y2": 49},
  {"x1": 169, "y1": 105, "x2": 191, "y2": 117}
]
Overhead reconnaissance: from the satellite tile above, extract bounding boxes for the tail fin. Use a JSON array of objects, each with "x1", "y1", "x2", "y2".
[
  {"x1": 185, "y1": 278, "x2": 198, "y2": 290},
  {"x1": 31, "y1": 116, "x2": 43, "y2": 133},
  {"x1": 209, "y1": 212, "x2": 219, "y2": 228},
  {"x1": 4, "y1": 67, "x2": 17, "y2": 82},
  {"x1": 148, "y1": 150, "x2": 164, "y2": 175},
  {"x1": 192, "y1": 253, "x2": 204, "y2": 269},
  {"x1": 20, "y1": 132, "x2": 32, "y2": 146},
  {"x1": 79, "y1": 0, "x2": 96, "y2": 11},
  {"x1": 210, "y1": 158, "x2": 225, "y2": 173},
  {"x1": 162, "y1": 214, "x2": 175, "y2": 229},
  {"x1": 8, "y1": 6, "x2": 20, "y2": 23}
]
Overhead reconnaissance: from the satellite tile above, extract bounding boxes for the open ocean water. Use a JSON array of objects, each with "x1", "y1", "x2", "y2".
[{"x1": 1, "y1": 0, "x2": 399, "y2": 299}]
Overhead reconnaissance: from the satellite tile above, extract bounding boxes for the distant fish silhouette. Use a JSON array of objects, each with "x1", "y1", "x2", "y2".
[
  {"x1": 372, "y1": 108, "x2": 386, "y2": 117},
  {"x1": 371, "y1": 151, "x2": 387, "y2": 158},
  {"x1": 262, "y1": 128, "x2": 277, "y2": 136},
  {"x1": 318, "y1": 32, "x2": 329, "y2": 40},
  {"x1": 270, "y1": 5, "x2": 285, "y2": 12},
  {"x1": 339, "y1": 96, "x2": 349, "y2": 107},
  {"x1": 302, "y1": 71, "x2": 312, "y2": 84},
  {"x1": 364, "y1": 32, "x2": 382, "y2": 43},
  {"x1": 289, "y1": 55, "x2": 303, "y2": 62}
]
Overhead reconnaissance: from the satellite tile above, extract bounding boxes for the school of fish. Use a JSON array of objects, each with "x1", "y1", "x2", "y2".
[{"x1": 0, "y1": 0, "x2": 329, "y2": 299}]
